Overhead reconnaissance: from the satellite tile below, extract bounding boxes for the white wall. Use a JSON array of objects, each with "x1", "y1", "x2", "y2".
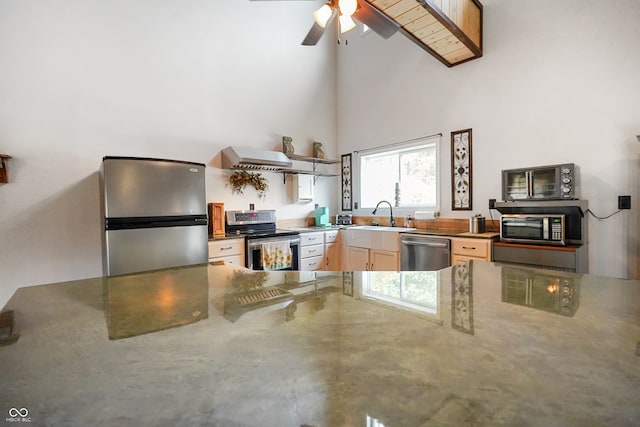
[
  {"x1": 0, "y1": 0, "x2": 338, "y2": 307},
  {"x1": 337, "y1": 0, "x2": 640, "y2": 278}
]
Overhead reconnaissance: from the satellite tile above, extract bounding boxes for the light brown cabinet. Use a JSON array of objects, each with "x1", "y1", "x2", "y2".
[
  {"x1": 450, "y1": 237, "x2": 492, "y2": 264},
  {"x1": 207, "y1": 202, "x2": 225, "y2": 237},
  {"x1": 346, "y1": 246, "x2": 399, "y2": 271}
]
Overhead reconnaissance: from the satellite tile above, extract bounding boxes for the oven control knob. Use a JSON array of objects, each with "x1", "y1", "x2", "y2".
[
  {"x1": 561, "y1": 168, "x2": 571, "y2": 174},
  {"x1": 562, "y1": 187, "x2": 571, "y2": 193},
  {"x1": 562, "y1": 177, "x2": 572, "y2": 183}
]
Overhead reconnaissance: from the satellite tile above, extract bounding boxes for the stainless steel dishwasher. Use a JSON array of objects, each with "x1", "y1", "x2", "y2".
[{"x1": 400, "y1": 234, "x2": 451, "y2": 271}]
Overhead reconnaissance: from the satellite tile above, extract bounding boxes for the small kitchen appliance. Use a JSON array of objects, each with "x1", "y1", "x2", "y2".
[
  {"x1": 469, "y1": 215, "x2": 486, "y2": 233},
  {"x1": 500, "y1": 214, "x2": 566, "y2": 246},
  {"x1": 495, "y1": 199, "x2": 587, "y2": 246},
  {"x1": 502, "y1": 163, "x2": 578, "y2": 201},
  {"x1": 315, "y1": 206, "x2": 330, "y2": 226},
  {"x1": 336, "y1": 213, "x2": 352, "y2": 225}
]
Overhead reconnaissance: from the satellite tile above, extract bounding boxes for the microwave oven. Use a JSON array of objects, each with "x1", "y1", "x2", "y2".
[
  {"x1": 502, "y1": 163, "x2": 577, "y2": 201},
  {"x1": 500, "y1": 214, "x2": 566, "y2": 246}
]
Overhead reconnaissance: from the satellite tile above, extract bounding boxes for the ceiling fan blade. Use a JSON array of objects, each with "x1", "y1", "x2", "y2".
[
  {"x1": 302, "y1": 22, "x2": 326, "y2": 46},
  {"x1": 301, "y1": 10, "x2": 336, "y2": 46},
  {"x1": 353, "y1": 1, "x2": 400, "y2": 39}
]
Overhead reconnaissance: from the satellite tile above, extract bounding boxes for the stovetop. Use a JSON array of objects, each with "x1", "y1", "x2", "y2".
[
  {"x1": 225, "y1": 226, "x2": 300, "y2": 239},
  {"x1": 229, "y1": 231, "x2": 300, "y2": 239}
]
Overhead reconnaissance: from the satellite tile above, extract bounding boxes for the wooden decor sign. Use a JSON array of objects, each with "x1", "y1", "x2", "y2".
[
  {"x1": 451, "y1": 129, "x2": 472, "y2": 210},
  {"x1": 0, "y1": 154, "x2": 12, "y2": 184}
]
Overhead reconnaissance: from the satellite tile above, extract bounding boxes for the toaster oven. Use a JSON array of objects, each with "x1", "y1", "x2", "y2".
[{"x1": 336, "y1": 213, "x2": 352, "y2": 225}]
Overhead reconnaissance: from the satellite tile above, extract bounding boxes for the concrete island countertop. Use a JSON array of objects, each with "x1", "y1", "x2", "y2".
[{"x1": 1, "y1": 262, "x2": 638, "y2": 426}]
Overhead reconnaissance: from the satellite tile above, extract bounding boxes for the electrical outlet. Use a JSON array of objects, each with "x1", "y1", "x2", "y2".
[
  {"x1": 618, "y1": 195, "x2": 631, "y2": 210},
  {"x1": 489, "y1": 198, "x2": 496, "y2": 209}
]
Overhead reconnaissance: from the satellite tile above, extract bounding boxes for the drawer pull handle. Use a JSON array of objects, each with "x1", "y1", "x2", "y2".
[
  {"x1": 462, "y1": 246, "x2": 476, "y2": 250},
  {"x1": 220, "y1": 246, "x2": 233, "y2": 251}
]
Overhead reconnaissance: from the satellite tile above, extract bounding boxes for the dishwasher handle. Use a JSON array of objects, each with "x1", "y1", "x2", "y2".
[{"x1": 402, "y1": 240, "x2": 449, "y2": 248}]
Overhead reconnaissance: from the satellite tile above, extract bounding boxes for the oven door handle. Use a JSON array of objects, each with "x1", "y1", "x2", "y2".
[{"x1": 247, "y1": 237, "x2": 300, "y2": 249}]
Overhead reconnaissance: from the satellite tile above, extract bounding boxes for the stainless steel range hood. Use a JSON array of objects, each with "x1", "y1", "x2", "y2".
[{"x1": 221, "y1": 146, "x2": 292, "y2": 171}]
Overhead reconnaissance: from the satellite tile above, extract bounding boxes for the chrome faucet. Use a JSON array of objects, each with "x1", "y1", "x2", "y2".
[{"x1": 372, "y1": 200, "x2": 395, "y2": 227}]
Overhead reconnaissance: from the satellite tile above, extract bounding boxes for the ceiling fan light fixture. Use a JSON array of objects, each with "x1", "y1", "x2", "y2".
[
  {"x1": 338, "y1": 0, "x2": 358, "y2": 17},
  {"x1": 313, "y1": 4, "x2": 333, "y2": 28},
  {"x1": 339, "y1": 14, "x2": 356, "y2": 33}
]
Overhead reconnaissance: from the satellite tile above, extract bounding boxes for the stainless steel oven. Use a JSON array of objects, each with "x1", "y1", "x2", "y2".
[
  {"x1": 226, "y1": 210, "x2": 301, "y2": 271},
  {"x1": 246, "y1": 234, "x2": 300, "y2": 270}
]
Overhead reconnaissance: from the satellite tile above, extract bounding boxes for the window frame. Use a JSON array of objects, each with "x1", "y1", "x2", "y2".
[{"x1": 350, "y1": 135, "x2": 441, "y2": 217}]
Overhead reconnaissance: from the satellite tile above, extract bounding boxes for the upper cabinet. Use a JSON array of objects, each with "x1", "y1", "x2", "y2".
[{"x1": 366, "y1": 0, "x2": 483, "y2": 67}]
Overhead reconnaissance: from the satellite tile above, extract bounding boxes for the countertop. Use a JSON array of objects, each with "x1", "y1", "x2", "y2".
[
  {"x1": 1, "y1": 262, "x2": 638, "y2": 425},
  {"x1": 284, "y1": 225, "x2": 500, "y2": 239},
  {"x1": 209, "y1": 225, "x2": 499, "y2": 240}
]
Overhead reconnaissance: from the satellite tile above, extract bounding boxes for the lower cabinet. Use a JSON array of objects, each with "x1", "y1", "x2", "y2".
[
  {"x1": 450, "y1": 237, "x2": 492, "y2": 264},
  {"x1": 493, "y1": 242, "x2": 588, "y2": 273},
  {"x1": 346, "y1": 246, "x2": 399, "y2": 271},
  {"x1": 324, "y1": 230, "x2": 341, "y2": 271},
  {"x1": 208, "y1": 238, "x2": 245, "y2": 267},
  {"x1": 300, "y1": 231, "x2": 325, "y2": 271},
  {"x1": 300, "y1": 230, "x2": 342, "y2": 271}
]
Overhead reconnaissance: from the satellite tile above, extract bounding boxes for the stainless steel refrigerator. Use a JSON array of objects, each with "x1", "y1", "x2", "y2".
[{"x1": 100, "y1": 156, "x2": 208, "y2": 276}]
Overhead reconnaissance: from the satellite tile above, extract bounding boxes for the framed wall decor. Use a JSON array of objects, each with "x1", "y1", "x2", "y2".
[
  {"x1": 341, "y1": 153, "x2": 352, "y2": 211},
  {"x1": 451, "y1": 128, "x2": 473, "y2": 210}
]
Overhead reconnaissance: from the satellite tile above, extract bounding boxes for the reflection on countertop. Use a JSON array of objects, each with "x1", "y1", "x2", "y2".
[{"x1": 1, "y1": 261, "x2": 639, "y2": 426}]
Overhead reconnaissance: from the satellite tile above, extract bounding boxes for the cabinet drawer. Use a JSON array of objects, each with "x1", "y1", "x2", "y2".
[
  {"x1": 208, "y1": 239, "x2": 244, "y2": 258},
  {"x1": 451, "y1": 254, "x2": 484, "y2": 265},
  {"x1": 324, "y1": 230, "x2": 340, "y2": 243},
  {"x1": 209, "y1": 254, "x2": 244, "y2": 266},
  {"x1": 451, "y1": 238, "x2": 489, "y2": 259},
  {"x1": 301, "y1": 255, "x2": 324, "y2": 271},
  {"x1": 301, "y1": 232, "x2": 324, "y2": 246},
  {"x1": 301, "y1": 244, "x2": 325, "y2": 259}
]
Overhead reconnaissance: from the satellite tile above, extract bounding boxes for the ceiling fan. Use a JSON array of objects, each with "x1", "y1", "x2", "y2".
[{"x1": 249, "y1": 0, "x2": 399, "y2": 46}]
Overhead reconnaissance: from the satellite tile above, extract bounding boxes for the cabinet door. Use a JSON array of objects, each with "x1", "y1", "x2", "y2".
[
  {"x1": 370, "y1": 249, "x2": 398, "y2": 271},
  {"x1": 325, "y1": 243, "x2": 340, "y2": 271},
  {"x1": 347, "y1": 247, "x2": 369, "y2": 271}
]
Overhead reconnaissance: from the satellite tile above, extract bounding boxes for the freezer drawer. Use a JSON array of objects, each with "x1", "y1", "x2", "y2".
[{"x1": 105, "y1": 225, "x2": 208, "y2": 276}]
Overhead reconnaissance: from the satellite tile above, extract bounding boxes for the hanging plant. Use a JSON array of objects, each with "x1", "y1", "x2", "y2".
[{"x1": 228, "y1": 170, "x2": 269, "y2": 199}]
